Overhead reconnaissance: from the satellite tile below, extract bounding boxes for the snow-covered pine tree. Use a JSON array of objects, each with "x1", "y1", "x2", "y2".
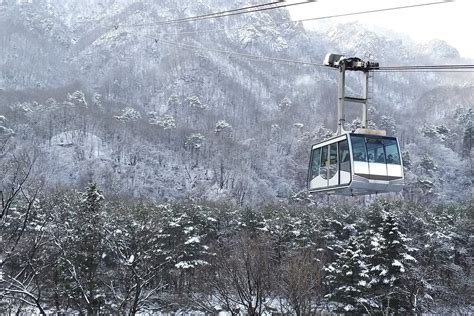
[
  {"x1": 68, "y1": 90, "x2": 88, "y2": 108},
  {"x1": 78, "y1": 183, "x2": 107, "y2": 313},
  {"x1": 319, "y1": 217, "x2": 351, "y2": 263},
  {"x1": 462, "y1": 125, "x2": 473, "y2": 158},
  {"x1": 277, "y1": 97, "x2": 292, "y2": 112},
  {"x1": 238, "y1": 207, "x2": 266, "y2": 234},
  {"x1": 455, "y1": 107, "x2": 473, "y2": 159},
  {"x1": 167, "y1": 94, "x2": 181, "y2": 118},
  {"x1": 324, "y1": 235, "x2": 370, "y2": 314},
  {"x1": 115, "y1": 107, "x2": 142, "y2": 122},
  {"x1": 157, "y1": 204, "x2": 218, "y2": 293},
  {"x1": 378, "y1": 115, "x2": 398, "y2": 136},
  {"x1": 57, "y1": 183, "x2": 107, "y2": 315},
  {"x1": 105, "y1": 202, "x2": 167, "y2": 314},
  {"x1": 366, "y1": 204, "x2": 414, "y2": 314}
]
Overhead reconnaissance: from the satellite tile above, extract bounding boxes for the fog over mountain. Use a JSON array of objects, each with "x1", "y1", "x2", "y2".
[{"x1": 0, "y1": 0, "x2": 472, "y2": 205}]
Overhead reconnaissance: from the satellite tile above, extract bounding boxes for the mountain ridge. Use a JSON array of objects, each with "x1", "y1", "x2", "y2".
[{"x1": 0, "y1": 0, "x2": 472, "y2": 205}]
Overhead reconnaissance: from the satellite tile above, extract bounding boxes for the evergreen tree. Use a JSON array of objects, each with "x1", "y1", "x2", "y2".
[
  {"x1": 379, "y1": 115, "x2": 398, "y2": 136},
  {"x1": 462, "y1": 126, "x2": 473, "y2": 159},
  {"x1": 325, "y1": 236, "x2": 371, "y2": 314},
  {"x1": 68, "y1": 90, "x2": 88, "y2": 108},
  {"x1": 78, "y1": 183, "x2": 106, "y2": 314},
  {"x1": 455, "y1": 107, "x2": 473, "y2": 159},
  {"x1": 277, "y1": 97, "x2": 292, "y2": 112},
  {"x1": 157, "y1": 204, "x2": 218, "y2": 293},
  {"x1": 56, "y1": 183, "x2": 107, "y2": 315},
  {"x1": 366, "y1": 206, "x2": 414, "y2": 314}
]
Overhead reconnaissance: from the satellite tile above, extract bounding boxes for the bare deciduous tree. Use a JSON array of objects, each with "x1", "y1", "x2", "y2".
[
  {"x1": 201, "y1": 232, "x2": 276, "y2": 316},
  {"x1": 277, "y1": 249, "x2": 326, "y2": 315}
]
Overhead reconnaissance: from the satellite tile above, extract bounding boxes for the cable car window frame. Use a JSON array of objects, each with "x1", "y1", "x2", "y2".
[
  {"x1": 310, "y1": 147, "x2": 322, "y2": 181},
  {"x1": 351, "y1": 135, "x2": 368, "y2": 162},
  {"x1": 366, "y1": 137, "x2": 386, "y2": 164},
  {"x1": 383, "y1": 138, "x2": 401, "y2": 165},
  {"x1": 320, "y1": 145, "x2": 329, "y2": 180},
  {"x1": 328, "y1": 143, "x2": 338, "y2": 186},
  {"x1": 338, "y1": 139, "x2": 351, "y2": 185},
  {"x1": 350, "y1": 134, "x2": 402, "y2": 164},
  {"x1": 329, "y1": 144, "x2": 338, "y2": 177}
]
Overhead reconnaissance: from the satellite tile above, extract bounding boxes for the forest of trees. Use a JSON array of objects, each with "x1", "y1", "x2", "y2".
[
  {"x1": 1, "y1": 88, "x2": 472, "y2": 206},
  {"x1": 0, "y1": 175, "x2": 471, "y2": 314},
  {"x1": 0, "y1": 87, "x2": 471, "y2": 313}
]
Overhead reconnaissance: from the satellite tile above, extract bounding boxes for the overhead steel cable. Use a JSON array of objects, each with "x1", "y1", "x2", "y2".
[
  {"x1": 126, "y1": 1, "x2": 283, "y2": 27},
  {"x1": 376, "y1": 68, "x2": 474, "y2": 71},
  {"x1": 294, "y1": 0, "x2": 453, "y2": 23},
  {"x1": 126, "y1": 1, "x2": 314, "y2": 28},
  {"x1": 151, "y1": 37, "x2": 330, "y2": 68},
  {"x1": 151, "y1": 38, "x2": 474, "y2": 74},
  {"x1": 148, "y1": 0, "x2": 452, "y2": 37},
  {"x1": 374, "y1": 69, "x2": 474, "y2": 73},
  {"x1": 377, "y1": 64, "x2": 474, "y2": 69},
  {"x1": 372, "y1": 64, "x2": 474, "y2": 71},
  {"x1": 381, "y1": 66, "x2": 474, "y2": 68}
]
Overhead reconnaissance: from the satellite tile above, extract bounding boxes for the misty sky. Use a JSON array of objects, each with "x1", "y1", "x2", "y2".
[{"x1": 289, "y1": 0, "x2": 473, "y2": 58}]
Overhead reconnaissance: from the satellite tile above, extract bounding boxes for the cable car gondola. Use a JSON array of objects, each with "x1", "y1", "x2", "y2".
[
  {"x1": 308, "y1": 129, "x2": 404, "y2": 195},
  {"x1": 307, "y1": 54, "x2": 404, "y2": 195}
]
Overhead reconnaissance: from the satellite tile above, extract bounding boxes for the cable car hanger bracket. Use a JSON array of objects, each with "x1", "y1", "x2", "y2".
[{"x1": 324, "y1": 53, "x2": 381, "y2": 135}]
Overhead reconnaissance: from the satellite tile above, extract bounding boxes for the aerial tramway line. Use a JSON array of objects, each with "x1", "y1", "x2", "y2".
[
  {"x1": 306, "y1": 55, "x2": 474, "y2": 196},
  {"x1": 307, "y1": 54, "x2": 404, "y2": 196}
]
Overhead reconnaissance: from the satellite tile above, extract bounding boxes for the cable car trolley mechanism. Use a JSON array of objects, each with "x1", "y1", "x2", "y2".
[{"x1": 307, "y1": 54, "x2": 404, "y2": 196}]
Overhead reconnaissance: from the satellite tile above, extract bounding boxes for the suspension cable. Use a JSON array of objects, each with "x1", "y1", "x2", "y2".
[
  {"x1": 125, "y1": 1, "x2": 314, "y2": 28},
  {"x1": 126, "y1": 0, "x2": 452, "y2": 37},
  {"x1": 150, "y1": 37, "x2": 474, "y2": 73},
  {"x1": 151, "y1": 37, "x2": 330, "y2": 68},
  {"x1": 372, "y1": 64, "x2": 474, "y2": 72}
]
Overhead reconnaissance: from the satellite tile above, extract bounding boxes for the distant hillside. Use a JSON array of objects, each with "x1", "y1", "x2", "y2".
[{"x1": 0, "y1": 0, "x2": 472, "y2": 205}]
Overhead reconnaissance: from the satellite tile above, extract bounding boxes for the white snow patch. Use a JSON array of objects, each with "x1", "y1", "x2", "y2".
[
  {"x1": 184, "y1": 226, "x2": 195, "y2": 234},
  {"x1": 344, "y1": 304, "x2": 355, "y2": 311},
  {"x1": 175, "y1": 260, "x2": 209, "y2": 269},
  {"x1": 358, "y1": 280, "x2": 367, "y2": 287},
  {"x1": 403, "y1": 253, "x2": 417, "y2": 262},
  {"x1": 185, "y1": 236, "x2": 201, "y2": 245},
  {"x1": 291, "y1": 230, "x2": 301, "y2": 237},
  {"x1": 51, "y1": 130, "x2": 111, "y2": 160}
]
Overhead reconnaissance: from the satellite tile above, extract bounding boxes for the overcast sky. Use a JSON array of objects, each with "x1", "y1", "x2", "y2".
[{"x1": 288, "y1": 0, "x2": 473, "y2": 58}]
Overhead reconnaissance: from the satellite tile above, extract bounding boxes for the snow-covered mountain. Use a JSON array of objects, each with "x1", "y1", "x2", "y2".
[{"x1": 0, "y1": 0, "x2": 472, "y2": 204}]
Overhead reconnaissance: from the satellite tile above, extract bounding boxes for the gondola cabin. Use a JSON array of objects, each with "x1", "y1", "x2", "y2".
[{"x1": 307, "y1": 129, "x2": 404, "y2": 195}]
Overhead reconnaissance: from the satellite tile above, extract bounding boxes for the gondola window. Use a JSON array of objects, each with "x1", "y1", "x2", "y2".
[
  {"x1": 351, "y1": 135, "x2": 367, "y2": 162},
  {"x1": 310, "y1": 147, "x2": 322, "y2": 180},
  {"x1": 384, "y1": 139, "x2": 401, "y2": 164}
]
